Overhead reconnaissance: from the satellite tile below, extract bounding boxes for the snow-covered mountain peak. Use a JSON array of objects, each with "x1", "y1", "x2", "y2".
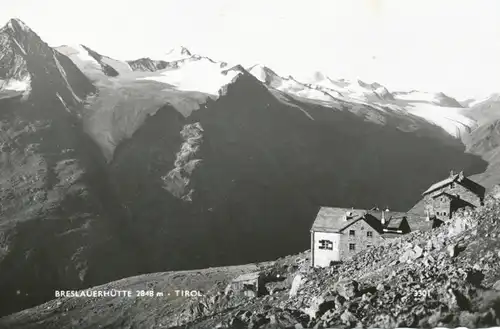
[
  {"x1": 393, "y1": 90, "x2": 463, "y2": 108},
  {"x1": 56, "y1": 44, "x2": 133, "y2": 78},
  {"x1": 164, "y1": 46, "x2": 193, "y2": 61},
  {"x1": 248, "y1": 64, "x2": 283, "y2": 86},
  {"x1": 5, "y1": 18, "x2": 30, "y2": 33},
  {"x1": 1, "y1": 18, "x2": 95, "y2": 106}
]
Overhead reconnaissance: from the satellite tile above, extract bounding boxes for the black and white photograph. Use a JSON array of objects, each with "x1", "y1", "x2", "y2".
[{"x1": 1, "y1": 0, "x2": 500, "y2": 328}]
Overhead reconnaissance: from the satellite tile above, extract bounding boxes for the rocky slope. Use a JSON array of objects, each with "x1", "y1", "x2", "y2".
[{"x1": 2, "y1": 190, "x2": 500, "y2": 328}]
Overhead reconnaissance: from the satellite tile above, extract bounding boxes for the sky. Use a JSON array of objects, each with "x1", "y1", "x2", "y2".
[{"x1": 1, "y1": 0, "x2": 500, "y2": 99}]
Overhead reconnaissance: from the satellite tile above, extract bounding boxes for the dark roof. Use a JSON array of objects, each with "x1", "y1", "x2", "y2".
[
  {"x1": 311, "y1": 207, "x2": 369, "y2": 233},
  {"x1": 385, "y1": 216, "x2": 406, "y2": 230},
  {"x1": 366, "y1": 210, "x2": 407, "y2": 222},
  {"x1": 422, "y1": 174, "x2": 459, "y2": 195},
  {"x1": 459, "y1": 177, "x2": 486, "y2": 198},
  {"x1": 422, "y1": 173, "x2": 485, "y2": 197}
]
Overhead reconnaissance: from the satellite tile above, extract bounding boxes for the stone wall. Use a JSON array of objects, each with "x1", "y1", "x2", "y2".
[
  {"x1": 424, "y1": 182, "x2": 482, "y2": 219},
  {"x1": 339, "y1": 219, "x2": 384, "y2": 260},
  {"x1": 432, "y1": 195, "x2": 452, "y2": 220}
]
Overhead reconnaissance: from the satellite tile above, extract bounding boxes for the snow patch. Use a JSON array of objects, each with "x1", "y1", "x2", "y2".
[
  {"x1": 56, "y1": 45, "x2": 132, "y2": 77},
  {"x1": 11, "y1": 38, "x2": 27, "y2": 55},
  {"x1": 404, "y1": 103, "x2": 475, "y2": 137},
  {"x1": 164, "y1": 46, "x2": 192, "y2": 62},
  {"x1": 137, "y1": 58, "x2": 240, "y2": 95},
  {"x1": 248, "y1": 66, "x2": 338, "y2": 102},
  {"x1": 52, "y1": 52, "x2": 82, "y2": 103},
  {"x1": 100, "y1": 56, "x2": 132, "y2": 75},
  {"x1": 0, "y1": 76, "x2": 31, "y2": 92},
  {"x1": 56, "y1": 92, "x2": 70, "y2": 113},
  {"x1": 393, "y1": 91, "x2": 459, "y2": 107},
  {"x1": 57, "y1": 45, "x2": 100, "y2": 67}
]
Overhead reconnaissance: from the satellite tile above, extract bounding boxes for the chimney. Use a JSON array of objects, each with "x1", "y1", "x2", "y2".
[
  {"x1": 450, "y1": 170, "x2": 455, "y2": 178},
  {"x1": 458, "y1": 171, "x2": 464, "y2": 181},
  {"x1": 381, "y1": 210, "x2": 386, "y2": 225}
]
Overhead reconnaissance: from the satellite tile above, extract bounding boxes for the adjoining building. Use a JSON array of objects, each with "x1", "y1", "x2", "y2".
[
  {"x1": 225, "y1": 272, "x2": 263, "y2": 297},
  {"x1": 422, "y1": 170, "x2": 485, "y2": 221}
]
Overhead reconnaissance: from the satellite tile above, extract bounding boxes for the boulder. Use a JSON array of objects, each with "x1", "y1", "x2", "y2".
[
  {"x1": 447, "y1": 244, "x2": 459, "y2": 258},
  {"x1": 413, "y1": 245, "x2": 424, "y2": 259},
  {"x1": 399, "y1": 249, "x2": 417, "y2": 263},
  {"x1": 340, "y1": 310, "x2": 358, "y2": 325},
  {"x1": 334, "y1": 280, "x2": 359, "y2": 300},
  {"x1": 289, "y1": 274, "x2": 304, "y2": 298}
]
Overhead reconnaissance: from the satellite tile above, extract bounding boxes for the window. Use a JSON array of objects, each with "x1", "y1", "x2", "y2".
[
  {"x1": 349, "y1": 243, "x2": 356, "y2": 251},
  {"x1": 349, "y1": 230, "x2": 355, "y2": 236},
  {"x1": 367, "y1": 231, "x2": 373, "y2": 238},
  {"x1": 319, "y1": 240, "x2": 333, "y2": 250}
]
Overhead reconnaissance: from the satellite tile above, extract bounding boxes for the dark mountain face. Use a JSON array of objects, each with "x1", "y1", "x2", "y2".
[
  {"x1": 0, "y1": 19, "x2": 489, "y2": 318},
  {"x1": 0, "y1": 19, "x2": 139, "y2": 316},
  {"x1": 80, "y1": 45, "x2": 119, "y2": 77},
  {"x1": 102, "y1": 72, "x2": 487, "y2": 276},
  {"x1": 127, "y1": 57, "x2": 171, "y2": 72}
]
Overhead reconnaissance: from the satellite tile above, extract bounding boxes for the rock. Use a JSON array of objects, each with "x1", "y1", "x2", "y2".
[
  {"x1": 447, "y1": 244, "x2": 459, "y2": 258},
  {"x1": 492, "y1": 280, "x2": 500, "y2": 291},
  {"x1": 335, "y1": 280, "x2": 359, "y2": 300},
  {"x1": 373, "y1": 313, "x2": 397, "y2": 329},
  {"x1": 376, "y1": 283, "x2": 388, "y2": 292},
  {"x1": 229, "y1": 316, "x2": 247, "y2": 328},
  {"x1": 289, "y1": 274, "x2": 304, "y2": 298},
  {"x1": 335, "y1": 294, "x2": 346, "y2": 308},
  {"x1": 340, "y1": 310, "x2": 358, "y2": 325},
  {"x1": 302, "y1": 296, "x2": 333, "y2": 319},
  {"x1": 413, "y1": 245, "x2": 424, "y2": 258},
  {"x1": 491, "y1": 184, "x2": 500, "y2": 200},
  {"x1": 399, "y1": 249, "x2": 416, "y2": 263}
]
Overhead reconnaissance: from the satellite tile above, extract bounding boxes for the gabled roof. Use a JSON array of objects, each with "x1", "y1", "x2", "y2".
[
  {"x1": 422, "y1": 174, "x2": 459, "y2": 195},
  {"x1": 366, "y1": 210, "x2": 408, "y2": 231},
  {"x1": 311, "y1": 207, "x2": 368, "y2": 233},
  {"x1": 366, "y1": 210, "x2": 407, "y2": 222},
  {"x1": 422, "y1": 173, "x2": 486, "y2": 197}
]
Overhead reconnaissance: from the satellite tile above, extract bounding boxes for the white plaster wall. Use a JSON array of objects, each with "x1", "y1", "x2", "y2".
[{"x1": 312, "y1": 231, "x2": 340, "y2": 267}]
